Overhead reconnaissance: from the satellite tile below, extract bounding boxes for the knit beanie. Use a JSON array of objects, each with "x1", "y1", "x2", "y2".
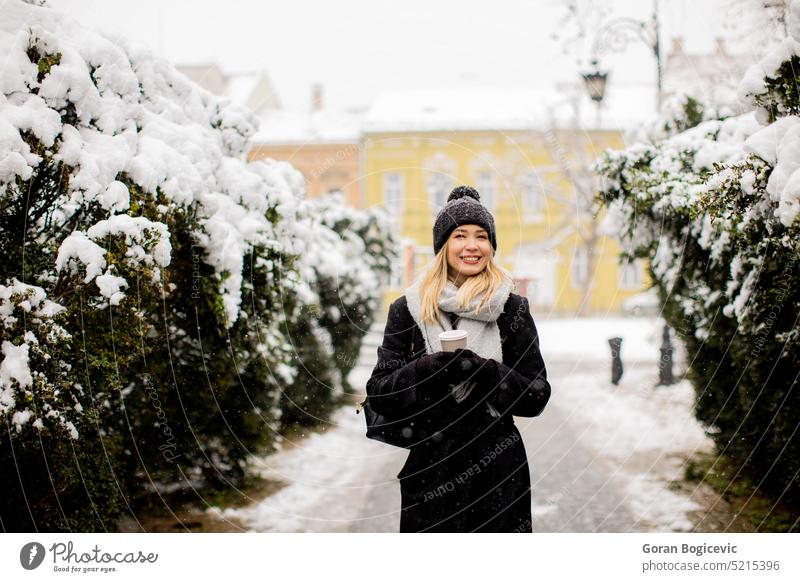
[{"x1": 432, "y1": 185, "x2": 497, "y2": 256}]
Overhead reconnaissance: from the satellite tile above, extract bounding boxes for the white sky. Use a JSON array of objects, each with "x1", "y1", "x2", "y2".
[{"x1": 53, "y1": 0, "x2": 769, "y2": 112}]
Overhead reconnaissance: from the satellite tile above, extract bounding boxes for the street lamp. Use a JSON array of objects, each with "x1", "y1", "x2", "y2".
[
  {"x1": 581, "y1": 59, "x2": 609, "y2": 127},
  {"x1": 581, "y1": 59, "x2": 608, "y2": 103},
  {"x1": 582, "y1": 0, "x2": 662, "y2": 111}
]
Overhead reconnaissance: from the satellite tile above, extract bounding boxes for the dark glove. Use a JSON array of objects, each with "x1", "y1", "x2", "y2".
[
  {"x1": 415, "y1": 350, "x2": 462, "y2": 380},
  {"x1": 453, "y1": 348, "x2": 498, "y2": 384}
]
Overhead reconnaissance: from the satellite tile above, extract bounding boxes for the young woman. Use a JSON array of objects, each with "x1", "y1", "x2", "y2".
[{"x1": 366, "y1": 185, "x2": 551, "y2": 533}]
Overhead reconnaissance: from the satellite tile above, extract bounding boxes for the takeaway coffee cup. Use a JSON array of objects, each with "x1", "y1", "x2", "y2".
[{"x1": 439, "y1": 329, "x2": 468, "y2": 352}]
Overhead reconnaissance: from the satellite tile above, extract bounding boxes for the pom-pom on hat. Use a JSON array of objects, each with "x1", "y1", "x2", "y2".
[{"x1": 432, "y1": 185, "x2": 498, "y2": 256}]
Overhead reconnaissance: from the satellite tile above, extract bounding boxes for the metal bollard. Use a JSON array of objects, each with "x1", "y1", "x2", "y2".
[
  {"x1": 608, "y1": 337, "x2": 623, "y2": 385},
  {"x1": 658, "y1": 324, "x2": 675, "y2": 386}
]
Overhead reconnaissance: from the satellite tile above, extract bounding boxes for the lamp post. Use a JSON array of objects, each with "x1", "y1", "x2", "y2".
[{"x1": 581, "y1": 0, "x2": 662, "y2": 112}]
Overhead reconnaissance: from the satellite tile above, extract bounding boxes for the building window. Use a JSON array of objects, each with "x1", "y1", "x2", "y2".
[
  {"x1": 382, "y1": 172, "x2": 405, "y2": 220},
  {"x1": 423, "y1": 153, "x2": 456, "y2": 215},
  {"x1": 619, "y1": 259, "x2": 643, "y2": 290},
  {"x1": 415, "y1": 244, "x2": 435, "y2": 270},
  {"x1": 475, "y1": 171, "x2": 495, "y2": 210},
  {"x1": 521, "y1": 171, "x2": 545, "y2": 217},
  {"x1": 388, "y1": 261, "x2": 403, "y2": 289},
  {"x1": 426, "y1": 172, "x2": 452, "y2": 211},
  {"x1": 571, "y1": 246, "x2": 589, "y2": 288}
]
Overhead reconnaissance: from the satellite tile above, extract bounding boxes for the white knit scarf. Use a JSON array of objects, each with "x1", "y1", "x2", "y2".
[{"x1": 405, "y1": 277, "x2": 512, "y2": 407}]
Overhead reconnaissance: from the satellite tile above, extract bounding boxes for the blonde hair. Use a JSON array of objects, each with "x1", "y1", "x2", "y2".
[{"x1": 418, "y1": 239, "x2": 515, "y2": 324}]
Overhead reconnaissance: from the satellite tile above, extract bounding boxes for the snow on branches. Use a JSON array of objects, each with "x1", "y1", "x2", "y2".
[
  {"x1": 596, "y1": 2, "x2": 800, "y2": 505},
  {"x1": 0, "y1": 0, "x2": 395, "y2": 450}
]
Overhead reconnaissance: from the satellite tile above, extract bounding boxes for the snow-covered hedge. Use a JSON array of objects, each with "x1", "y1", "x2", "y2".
[
  {"x1": 304, "y1": 193, "x2": 393, "y2": 390},
  {"x1": 278, "y1": 194, "x2": 396, "y2": 426},
  {"x1": 0, "y1": 0, "x2": 395, "y2": 530},
  {"x1": 596, "y1": 11, "x2": 800, "y2": 505}
]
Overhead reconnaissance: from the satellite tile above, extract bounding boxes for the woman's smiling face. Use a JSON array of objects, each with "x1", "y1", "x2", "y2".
[{"x1": 446, "y1": 224, "x2": 492, "y2": 286}]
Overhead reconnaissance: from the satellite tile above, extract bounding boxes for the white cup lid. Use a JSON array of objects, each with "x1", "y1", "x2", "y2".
[{"x1": 439, "y1": 329, "x2": 467, "y2": 340}]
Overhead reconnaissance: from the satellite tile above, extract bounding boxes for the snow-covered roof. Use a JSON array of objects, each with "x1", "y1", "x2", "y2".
[
  {"x1": 226, "y1": 73, "x2": 261, "y2": 105},
  {"x1": 175, "y1": 65, "x2": 281, "y2": 115},
  {"x1": 225, "y1": 71, "x2": 281, "y2": 114},
  {"x1": 253, "y1": 109, "x2": 365, "y2": 145},
  {"x1": 363, "y1": 86, "x2": 659, "y2": 133},
  {"x1": 662, "y1": 45, "x2": 754, "y2": 111},
  {"x1": 663, "y1": 38, "x2": 753, "y2": 84},
  {"x1": 252, "y1": 86, "x2": 657, "y2": 144}
]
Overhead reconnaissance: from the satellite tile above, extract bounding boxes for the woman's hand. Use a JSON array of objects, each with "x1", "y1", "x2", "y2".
[
  {"x1": 415, "y1": 350, "x2": 468, "y2": 380},
  {"x1": 453, "y1": 348, "x2": 498, "y2": 384}
]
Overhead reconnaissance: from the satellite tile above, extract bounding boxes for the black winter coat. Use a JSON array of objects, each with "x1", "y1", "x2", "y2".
[{"x1": 365, "y1": 292, "x2": 551, "y2": 532}]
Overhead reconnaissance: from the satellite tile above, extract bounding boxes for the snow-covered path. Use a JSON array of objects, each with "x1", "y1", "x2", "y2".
[
  {"x1": 523, "y1": 360, "x2": 711, "y2": 532},
  {"x1": 220, "y1": 317, "x2": 714, "y2": 532},
  {"x1": 219, "y1": 403, "x2": 406, "y2": 532}
]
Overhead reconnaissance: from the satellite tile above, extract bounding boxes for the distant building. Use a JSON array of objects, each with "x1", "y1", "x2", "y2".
[
  {"x1": 184, "y1": 65, "x2": 653, "y2": 314},
  {"x1": 248, "y1": 85, "x2": 364, "y2": 208},
  {"x1": 362, "y1": 87, "x2": 652, "y2": 314},
  {"x1": 176, "y1": 68, "x2": 362, "y2": 207},
  {"x1": 663, "y1": 37, "x2": 754, "y2": 112},
  {"x1": 176, "y1": 64, "x2": 281, "y2": 115}
]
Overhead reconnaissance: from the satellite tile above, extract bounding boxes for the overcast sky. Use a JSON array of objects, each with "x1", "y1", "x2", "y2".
[{"x1": 54, "y1": 0, "x2": 769, "y2": 112}]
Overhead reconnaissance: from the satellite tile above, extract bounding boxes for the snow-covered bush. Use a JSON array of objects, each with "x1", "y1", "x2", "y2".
[
  {"x1": 1, "y1": 281, "x2": 74, "y2": 437},
  {"x1": 596, "y1": 13, "x2": 800, "y2": 504},
  {"x1": 278, "y1": 194, "x2": 397, "y2": 426},
  {"x1": 307, "y1": 193, "x2": 395, "y2": 392},
  {"x1": 0, "y1": 0, "x2": 395, "y2": 530}
]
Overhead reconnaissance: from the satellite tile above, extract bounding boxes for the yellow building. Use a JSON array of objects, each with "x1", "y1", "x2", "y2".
[{"x1": 362, "y1": 88, "x2": 651, "y2": 314}]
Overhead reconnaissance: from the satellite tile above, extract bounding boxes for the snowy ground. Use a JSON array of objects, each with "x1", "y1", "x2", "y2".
[{"x1": 219, "y1": 316, "x2": 714, "y2": 532}]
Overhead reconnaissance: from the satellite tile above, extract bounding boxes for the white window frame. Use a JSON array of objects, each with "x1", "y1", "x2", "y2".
[
  {"x1": 520, "y1": 171, "x2": 545, "y2": 220},
  {"x1": 388, "y1": 260, "x2": 403, "y2": 289},
  {"x1": 571, "y1": 246, "x2": 589, "y2": 288},
  {"x1": 381, "y1": 172, "x2": 405, "y2": 225},
  {"x1": 423, "y1": 153, "x2": 456, "y2": 219},
  {"x1": 475, "y1": 171, "x2": 496, "y2": 211},
  {"x1": 619, "y1": 259, "x2": 643, "y2": 290},
  {"x1": 426, "y1": 172, "x2": 453, "y2": 213},
  {"x1": 415, "y1": 244, "x2": 435, "y2": 271}
]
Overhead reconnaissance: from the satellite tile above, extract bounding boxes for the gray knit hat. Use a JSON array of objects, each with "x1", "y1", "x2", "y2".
[{"x1": 432, "y1": 185, "x2": 497, "y2": 256}]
